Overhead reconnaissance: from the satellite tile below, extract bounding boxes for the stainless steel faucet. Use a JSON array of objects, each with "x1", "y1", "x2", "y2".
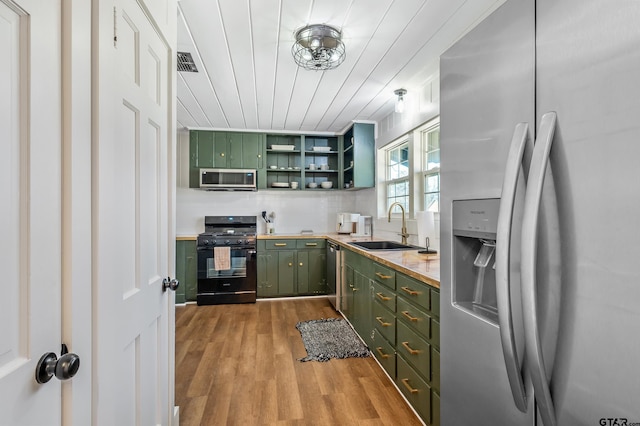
[{"x1": 387, "y1": 202, "x2": 409, "y2": 245}]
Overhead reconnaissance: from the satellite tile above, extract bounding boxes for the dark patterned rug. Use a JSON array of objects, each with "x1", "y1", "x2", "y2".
[{"x1": 295, "y1": 318, "x2": 370, "y2": 362}]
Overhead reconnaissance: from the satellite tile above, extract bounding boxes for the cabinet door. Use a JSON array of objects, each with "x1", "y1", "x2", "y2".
[
  {"x1": 343, "y1": 264, "x2": 355, "y2": 318},
  {"x1": 213, "y1": 132, "x2": 229, "y2": 168},
  {"x1": 175, "y1": 239, "x2": 198, "y2": 303},
  {"x1": 174, "y1": 241, "x2": 188, "y2": 303},
  {"x1": 342, "y1": 123, "x2": 375, "y2": 189},
  {"x1": 297, "y1": 251, "x2": 309, "y2": 294},
  {"x1": 190, "y1": 130, "x2": 216, "y2": 187},
  {"x1": 353, "y1": 272, "x2": 373, "y2": 346},
  {"x1": 307, "y1": 249, "x2": 326, "y2": 294},
  {"x1": 241, "y1": 133, "x2": 263, "y2": 169},
  {"x1": 257, "y1": 252, "x2": 277, "y2": 297},
  {"x1": 277, "y1": 251, "x2": 295, "y2": 295}
]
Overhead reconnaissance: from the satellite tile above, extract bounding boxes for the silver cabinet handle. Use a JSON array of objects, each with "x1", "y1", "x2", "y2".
[
  {"x1": 521, "y1": 111, "x2": 557, "y2": 426},
  {"x1": 496, "y1": 122, "x2": 529, "y2": 412}
]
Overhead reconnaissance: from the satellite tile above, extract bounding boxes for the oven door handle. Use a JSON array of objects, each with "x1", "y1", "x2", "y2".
[{"x1": 247, "y1": 250, "x2": 256, "y2": 255}]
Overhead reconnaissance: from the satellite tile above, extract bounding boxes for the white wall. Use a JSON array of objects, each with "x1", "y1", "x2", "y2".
[
  {"x1": 175, "y1": 130, "x2": 373, "y2": 236},
  {"x1": 370, "y1": 78, "x2": 441, "y2": 249}
]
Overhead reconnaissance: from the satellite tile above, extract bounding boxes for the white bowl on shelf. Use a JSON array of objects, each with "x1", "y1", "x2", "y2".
[
  {"x1": 271, "y1": 182, "x2": 289, "y2": 188},
  {"x1": 320, "y1": 181, "x2": 333, "y2": 189},
  {"x1": 312, "y1": 146, "x2": 332, "y2": 152},
  {"x1": 307, "y1": 182, "x2": 318, "y2": 189},
  {"x1": 269, "y1": 165, "x2": 278, "y2": 169}
]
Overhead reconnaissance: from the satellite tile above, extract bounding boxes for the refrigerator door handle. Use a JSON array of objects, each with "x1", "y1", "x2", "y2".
[
  {"x1": 496, "y1": 122, "x2": 529, "y2": 412},
  {"x1": 521, "y1": 111, "x2": 557, "y2": 426}
]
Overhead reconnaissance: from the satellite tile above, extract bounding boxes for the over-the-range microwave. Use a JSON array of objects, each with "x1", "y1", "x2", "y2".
[{"x1": 199, "y1": 168, "x2": 257, "y2": 191}]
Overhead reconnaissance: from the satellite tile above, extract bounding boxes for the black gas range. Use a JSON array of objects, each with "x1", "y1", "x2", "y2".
[{"x1": 196, "y1": 216, "x2": 257, "y2": 305}]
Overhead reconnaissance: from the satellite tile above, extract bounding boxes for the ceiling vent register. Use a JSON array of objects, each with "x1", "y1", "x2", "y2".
[{"x1": 177, "y1": 51, "x2": 198, "y2": 72}]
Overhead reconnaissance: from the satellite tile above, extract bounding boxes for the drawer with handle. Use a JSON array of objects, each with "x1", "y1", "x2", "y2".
[
  {"x1": 372, "y1": 299, "x2": 396, "y2": 344},
  {"x1": 372, "y1": 262, "x2": 396, "y2": 289},
  {"x1": 397, "y1": 273, "x2": 431, "y2": 311},
  {"x1": 265, "y1": 239, "x2": 294, "y2": 250},
  {"x1": 372, "y1": 281, "x2": 396, "y2": 312},
  {"x1": 295, "y1": 239, "x2": 326, "y2": 249},
  {"x1": 397, "y1": 320, "x2": 431, "y2": 382},
  {"x1": 397, "y1": 296, "x2": 431, "y2": 340},
  {"x1": 396, "y1": 355, "x2": 432, "y2": 424},
  {"x1": 371, "y1": 328, "x2": 396, "y2": 378}
]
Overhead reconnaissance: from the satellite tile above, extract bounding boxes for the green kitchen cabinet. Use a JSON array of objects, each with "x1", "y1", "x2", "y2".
[
  {"x1": 189, "y1": 130, "x2": 264, "y2": 187},
  {"x1": 257, "y1": 238, "x2": 327, "y2": 297},
  {"x1": 277, "y1": 251, "x2": 296, "y2": 296},
  {"x1": 257, "y1": 249, "x2": 278, "y2": 297},
  {"x1": 175, "y1": 239, "x2": 197, "y2": 303},
  {"x1": 341, "y1": 246, "x2": 440, "y2": 426},
  {"x1": 342, "y1": 122, "x2": 375, "y2": 189},
  {"x1": 296, "y1": 239, "x2": 327, "y2": 295}
]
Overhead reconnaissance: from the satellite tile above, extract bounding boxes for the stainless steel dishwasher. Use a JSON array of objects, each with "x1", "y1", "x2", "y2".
[{"x1": 326, "y1": 241, "x2": 341, "y2": 310}]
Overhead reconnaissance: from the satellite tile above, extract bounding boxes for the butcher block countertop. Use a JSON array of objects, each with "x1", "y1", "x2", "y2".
[{"x1": 258, "y1": 233, "x2": 440, "y2": 289}]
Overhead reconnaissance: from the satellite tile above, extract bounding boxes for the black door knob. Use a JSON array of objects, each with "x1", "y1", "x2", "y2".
[{"x1": 35, "y1": 344, "x2": 80, "y2": 384}]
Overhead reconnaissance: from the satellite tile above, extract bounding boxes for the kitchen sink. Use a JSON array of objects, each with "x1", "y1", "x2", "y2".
[{"x1": 348, "y1": 241, "x2": 419, "y2": 251}]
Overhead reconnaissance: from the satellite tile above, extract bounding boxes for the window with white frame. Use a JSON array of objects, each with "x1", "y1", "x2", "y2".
[
  {"x1": 378, "y1": 117, "x2": 440, "y2": 218},
  {"x1": 386, "y1": 141, "x2": 410, "y2": 213},
  {"x1": 422, "y1": 125, "x2": 440, "y2": 212}
]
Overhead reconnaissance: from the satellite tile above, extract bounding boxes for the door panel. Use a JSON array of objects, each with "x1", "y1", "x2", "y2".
[
  {"x1": 95, "y1": 0, "x2": 172, "y2": 424},
  {"x1": 0, "y1": 0, "x2": 62, "y2": 424}
]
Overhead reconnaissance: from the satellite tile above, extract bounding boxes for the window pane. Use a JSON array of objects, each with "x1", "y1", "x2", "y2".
[
  {"x1": 424, "y1": 129, "x2": 440, "y2": 172},
  {"x1": 425, "y1": 173, "x2": 439, "y2": 192},
  {"x1": 425, "y1": 193, "x2": 439, "y2": 212},
  {"x1": 388, "y1": 143, "x2": 409, "y2": 180},
  {"x1": 421, "y1": 125, "x2": 440, "y2": 213}
]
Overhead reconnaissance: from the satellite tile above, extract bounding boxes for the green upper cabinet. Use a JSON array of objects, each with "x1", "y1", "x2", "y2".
[
  {"x1": 189, "y1": 130, "x2": 265, "y2": 187},
  {"x1": 342, "y1": 122, "x2": 375, "y2": 189}
]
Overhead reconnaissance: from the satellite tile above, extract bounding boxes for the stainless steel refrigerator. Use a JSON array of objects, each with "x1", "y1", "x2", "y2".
[{"x1": 439, "y1": 0, "x2": 640, "y2": 425}]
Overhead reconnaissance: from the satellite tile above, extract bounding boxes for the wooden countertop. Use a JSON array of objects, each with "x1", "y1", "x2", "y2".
[{"x1": 258, "y1": 233, "x2": 440, "y2": 289}]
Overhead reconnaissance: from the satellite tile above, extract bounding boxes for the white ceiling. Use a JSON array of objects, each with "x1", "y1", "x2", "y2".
[{"x1": 176, "y1": 0, "x2": 506, "y2": 134}]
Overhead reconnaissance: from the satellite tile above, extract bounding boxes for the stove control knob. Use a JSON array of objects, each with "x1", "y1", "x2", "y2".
[
  {"x1": 237, "y1": 240, "x2": 245, "y2": 245},
  {"x1": 203, "y1": 239, "x2": 210, "y2": 246},
  {"x1": 225, "y1": 240, "x2": 230, "y2": 245}
]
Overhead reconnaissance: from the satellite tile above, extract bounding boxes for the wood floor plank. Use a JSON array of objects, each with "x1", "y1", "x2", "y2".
[{"x1": 175, "y1": 298, "x2": 422, "y2": 425}]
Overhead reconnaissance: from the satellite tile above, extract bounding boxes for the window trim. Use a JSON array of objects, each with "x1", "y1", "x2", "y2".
[{"x1": 377, "y1": 117, "x2": 440, "y2": 218}]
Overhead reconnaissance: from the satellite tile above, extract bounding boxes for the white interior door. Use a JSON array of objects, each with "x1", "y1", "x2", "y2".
[
  {"x1": 94, "y1": 0, "x2": 174, "y2": 424},
  {"x1": 0, "y1": 0, "x2": 63, "y2": 425}
]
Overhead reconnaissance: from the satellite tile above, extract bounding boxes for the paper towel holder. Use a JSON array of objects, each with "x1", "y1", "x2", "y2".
[{"x1": 418, "y1": 237, "x2": 438, "y2": 254}]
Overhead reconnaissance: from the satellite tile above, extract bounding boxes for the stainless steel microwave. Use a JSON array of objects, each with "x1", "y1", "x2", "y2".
[{"x1": 199, "y1": 168, "x2": 257, "y2": 191}]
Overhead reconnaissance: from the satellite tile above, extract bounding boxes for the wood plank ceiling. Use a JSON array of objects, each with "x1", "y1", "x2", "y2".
[{"x1": 177, "y1": 0, "x2": 506, "y2": 134}]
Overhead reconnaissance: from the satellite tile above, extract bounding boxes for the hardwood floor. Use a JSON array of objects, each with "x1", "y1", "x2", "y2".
[{"x1": 175, "y1": 297, "x2": 422, "y2": 425}]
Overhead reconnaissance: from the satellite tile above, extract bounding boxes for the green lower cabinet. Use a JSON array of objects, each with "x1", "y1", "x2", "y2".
[
  {"x1": 256, "y1": 239, "x2": 326, "y2": 297},
  {"x1": 432, "y1": 391, "x2": 440, "y2": 426},
  {"x1": 341, "y1": 247, "x2": 440, "y2": 426},
  {"x1": 257, "y1": 251, "x2": 278, "y2": 297},
  {"x1": 342, "y1": 264, "x2": 355, "y2": 319},
  {"x1": 397, "y1": 355, "x2": 432, "y2": 424},
  {"x1": 175, "y1": 239, "x2": 197, "y2": 303},
  {"x1": 371, "y1": 327, "x2": 396, "y2": 378},
  {"x1": 296, "y1": 242, "x2": 327, "y2": 295},
  {"x1": 277, "y1": 251, "x2": 296, "y2": 295}
]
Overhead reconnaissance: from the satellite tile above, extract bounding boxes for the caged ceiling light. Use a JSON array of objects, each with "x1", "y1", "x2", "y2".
[{"x1": 292, "y1": 24, "x2": 346, "y2": 70}]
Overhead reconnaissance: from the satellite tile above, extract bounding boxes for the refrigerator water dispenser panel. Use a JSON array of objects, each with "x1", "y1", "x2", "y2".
[{"x1": 452, "y1": 199, "x2": 500, "y2": 324}]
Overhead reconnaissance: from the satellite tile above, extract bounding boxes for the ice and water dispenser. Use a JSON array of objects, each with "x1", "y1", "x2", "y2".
[{"x1": 452, "y1": 199, "x2": 500, "y2": 324}]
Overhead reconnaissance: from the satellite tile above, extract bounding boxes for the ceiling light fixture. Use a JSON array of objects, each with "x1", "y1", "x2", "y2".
[
  {"x1": 394, "y1": 89, "x2": 407, "y2": 113},
  {"x1": 292, "y1": 24, "x2": 345, "y2": 70}
]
